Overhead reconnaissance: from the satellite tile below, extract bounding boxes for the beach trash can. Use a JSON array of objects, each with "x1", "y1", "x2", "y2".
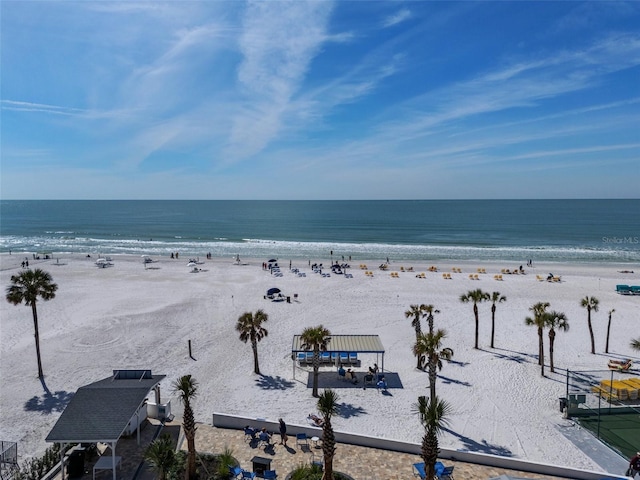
[
  {"x1": 559, "y1": 397, "x2": 567, "y2": 413},
  {"x1": 67, "y1": 449, "x2": 85, "y2": 478}
]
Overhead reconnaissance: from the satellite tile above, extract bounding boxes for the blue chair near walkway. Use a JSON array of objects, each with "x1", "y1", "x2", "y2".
[
  {"x1": 262, "y1": 470, "x2": 278, "y2": 479},
  {"x1": 229, "y1": 466, "x2": 242, "y2": 479},
  {"x1": 241, "y1": 470, "x2": 256, "y2": 479},
  {"x1": 436, "y1": 465, "x2": 454, "y2": 479}
]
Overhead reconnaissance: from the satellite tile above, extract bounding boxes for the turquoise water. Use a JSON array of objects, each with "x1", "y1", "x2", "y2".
[{"x1": 1, "y1": 200, "x2": 638, "y2": 262}]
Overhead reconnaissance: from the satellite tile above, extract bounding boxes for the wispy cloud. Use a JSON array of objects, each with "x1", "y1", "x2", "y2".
[
  {"x1": 1, "y1": 100, "x2": 86, "y2": 116},
  {"x1": 225, "y1": 1, "x2": 334, "y2": 160},
  {"x1": 382, "y1": 8, "x2": 412, "y2": 28}
]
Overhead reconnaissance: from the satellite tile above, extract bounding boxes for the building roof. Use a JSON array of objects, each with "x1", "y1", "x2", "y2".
[
  {"x1": 291, "y1": 334, "x2": 385, "y2": 353},
  {"x1": 46, "y1": 370, "x2": 165, "y2": 444}
]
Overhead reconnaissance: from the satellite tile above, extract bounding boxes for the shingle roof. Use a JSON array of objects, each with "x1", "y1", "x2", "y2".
[
  {"x1": 45, "y1": 373, "x2": 165, "y2": 443},
  {"x1": 291, "y1": 334, "x2": 385, "y2": 353}
]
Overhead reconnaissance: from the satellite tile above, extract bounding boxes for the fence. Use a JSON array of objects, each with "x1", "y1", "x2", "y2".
[
  {"x1": 0, "y1": 441, "x2": 18, "y2": 480},
  {"x1": 565, "y1": 368, "x2": 640, "y2": 459}
]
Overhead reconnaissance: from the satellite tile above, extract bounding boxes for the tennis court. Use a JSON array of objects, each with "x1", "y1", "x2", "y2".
[{"x1": 577, "y1": 409, "x2": 640, "y2": 460}]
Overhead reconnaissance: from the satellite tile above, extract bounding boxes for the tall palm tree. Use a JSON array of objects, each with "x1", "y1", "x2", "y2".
[
  {"x1": 317, "y1": 389, "x2": 339, "y2": 480},
  {"x1": 580, "y1": 296, "x2": 599, "y2": 354},
  {"x1": 173, "y1": 375, "x2": 198, "y2": 480},
  {"x1": 5, "y1": 269, "x2": 58, "y2": 379},
  {"x1": 525, "y1": 302, "x2": 550, "y2": 376},
  {"x1": 236, "y1": 310, "x2": 269, "y2": 375},
  {"x1": 605, "y1": 309, "x2": 615, "y2": 354},
  {"x1": 300, "y1": 325, "x2": 331, "y2": 397},
  {"x1": 460, "y1": 289, "x2": 489, "y2": 349},
  {"x1": 423, "y1": 304, "x2": 440, "y2": 335},
  {"x1": 144, "y1": 434, "x2": 176, "y2": 480},
  {"x1": 405, "y1": 304, "x2": 426, "y2": 368},
  {"x1": 631, "y1": 338, "x2": 640, "y2": 351},
  {"x1": 414, "y1": 395, "x2": 452, "y2": 480},
  {"x1": 489, "y1": 292, "x2": 506, "y2": 349},
  {"x1": 546, "y1": 311, "x2": 569, "y2": 373},
  {"x1": 413, "y1": 330, "x2": 453, "y2": 400}
]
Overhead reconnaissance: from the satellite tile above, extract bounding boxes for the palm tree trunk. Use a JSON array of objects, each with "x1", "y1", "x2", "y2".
[
  {"x1": 31, "y1": 302, "x2": 44, "y2": 379},
  {"x1": 183, "y1": 404, "x2": 197, "y2": 480},
  {"x1": 252, "y1": 340, "x2": 260, "y2": 374},
  {"x1": 321, "y1": 419, "x2": 336, "y2": 480},
  {"x1": 605, "y1": 316, "x2": 611, "y2": 353},
  {"x1": 490, "y1": 305, "x2": 496, "y2": 349},
  {"x1": 587, "y1": 309, "x2": 595, "y2": 354},
  {"x1": 549, "y1": 330, "x2": 555, "y2": 373},
  {"x1": 415, "y1": 325, "x2": 423, "y2": 369},
  {"x1": 473, "y1": 303, "x2": 479, "y2": 349},
  {"x1": 428, "y1": 355, "x2": 437, "y2": 400},
  {"x1": 312, "y1": 351, "x2": 320, "y2": 397}
]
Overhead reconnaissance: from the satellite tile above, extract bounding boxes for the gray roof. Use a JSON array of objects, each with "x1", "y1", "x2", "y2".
[
  {"x1": 46, "y1": 372, "x2": 165, "y2": 443},
  {"x1": 291, "y1": 334, "x2": 384, "y2": 353}
]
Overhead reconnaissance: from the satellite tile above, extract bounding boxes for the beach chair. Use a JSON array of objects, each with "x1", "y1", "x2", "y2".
[
  {"x1": 263, "y1": 470, "x2": 277, "y2": 479},
  {"x1": 349, "y1": 352, "x2": 358, "y2": 364},
  {"x1": 244, "y1": 426, "x2": 257, "y2": 443},
  {"x1": 412, "y1": 462, "x2": 426, "y2": 479},
  {"x1": 436, "y1": 465, "x2": 454, "y2": 479},
  {"x1": 296, "y1": 433, "x2": 309, "y2": 448},
  {"x1": 258, "y1": 431, "x2": 273, "y2": 448},
  {"x1": 241, "y1": 471, "x2": 256, "y2": 479},
  {"x1": 229, "y1": 466, "x2": 243, "y2": 479}
]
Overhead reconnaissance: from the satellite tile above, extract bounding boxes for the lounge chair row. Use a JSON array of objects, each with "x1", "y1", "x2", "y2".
[
  {"x1": 399, "y1": 266, "x2": 414, "y2": 272},
  {"x1": 468, "y1": 274, "x2": 480, "y2": 280},
  {"x1": 494, "y1": 274, "x2": 503, "y2": 281},
  {"x1": 365, "y1": 271, "x2": 374, "y2": 277},
  {"x1": 390, "y1": 272, "x2": 400, "y2": 278},
  {"x1": 297, "y1": 351, "x2": 359, "y2": 365},
  {"x1": 616, "y1": 285, "x2": 640, "y2": 295},
  {"x1": 451, "y1": 267, "x2": 462, "y2": 273},
  {"x1": 591, "y1": 377, "x2": 640, "y2": 402}
]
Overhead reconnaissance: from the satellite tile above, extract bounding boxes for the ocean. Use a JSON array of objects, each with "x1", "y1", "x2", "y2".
[{"x1": 1, "y1": 200, "x2": 639, "y2": 263}]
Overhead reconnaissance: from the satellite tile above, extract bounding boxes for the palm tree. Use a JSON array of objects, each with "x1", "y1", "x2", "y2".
[
  {"x1": 317, "y1": 389, "x2": 339, "y2": 480},
  {"x1": 423, "y1": 304, "x2": 439, "y2": 335},
  {"x1": 580, "y1": 296, "x2": 599, "y2": 354},
  {"x1": 5, "y1": 269, "x2": 58, "y2": 379},
  {"x1": 489, "y1": 292, "x2": 506, "y2": 349},
  {"x1": 413, "y1": 330, "x2": 453, "y2": 400},
  {"x1": 525, "y1": 302, "x2": 550, "y2": 376},
  {"x1": 300, "y1": 325, "x2": 331, "y2": 397},
  {"x1": 144, "y1": 434, "x2": 176, "y2": 480},
  {"x1": 173, "y1": 375, "x2": 198, "y2": 480},
  {"x1": 546, "y1": 311, "x2": 569, "y2": 373},
  {"x1": 414, "y1": 395, "x2": 452, "y2": 480},
  {"x1": 605, "y1": 309, "x2": 615, "y2": 354},
  {"x1": 236, "y1": 310, "x2": 269, "y2": 375},
  {"x1": 631, "y1": 338, "x2": 640, "y2": 351},
  {"x1": 405, "y1": 304, "x2": 426, "y2": 368},
  {"x1": 460, "y1": 289, "x2": 489, "y2": 349}
]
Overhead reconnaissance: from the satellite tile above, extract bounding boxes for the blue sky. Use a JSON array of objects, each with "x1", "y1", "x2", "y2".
[{"x1": 1, "y1": 1, "x2": 639, "y2": 200}]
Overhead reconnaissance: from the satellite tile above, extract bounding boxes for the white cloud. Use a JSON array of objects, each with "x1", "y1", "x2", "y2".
[{"x1": 382, "y1": 8, "x2": 412, "y2": 28}]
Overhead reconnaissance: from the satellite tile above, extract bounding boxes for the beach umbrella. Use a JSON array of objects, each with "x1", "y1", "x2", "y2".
[
  {"x1": 267, "y1": 288, "x2": 281, "y2": 296},
  {"x1": 268, "y1": 259, "x2": 277, "y2": 263},
  {"x1": 187, "y1": 262, "x2": 197, "y2": 267}
]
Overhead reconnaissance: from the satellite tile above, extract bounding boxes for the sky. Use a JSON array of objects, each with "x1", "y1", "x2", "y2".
[{"x1": 1, "y1": 1, "x2": 639, "y2": 200}]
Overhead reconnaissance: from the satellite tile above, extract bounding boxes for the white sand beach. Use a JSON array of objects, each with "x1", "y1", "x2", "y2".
[{"x1": 1, "y1": 254, "x2": 638, "y2": 471}]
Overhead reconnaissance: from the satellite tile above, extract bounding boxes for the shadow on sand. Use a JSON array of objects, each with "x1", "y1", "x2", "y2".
[
  {"x1": 442, "y1": 427, "x2": 514, "y2": 457},
  {"x1": 24, "y1": 378, "x2": 74, "y2": 414},
  {"x1": 255, "y1": 375, "x2": 295, "y2": 391}
]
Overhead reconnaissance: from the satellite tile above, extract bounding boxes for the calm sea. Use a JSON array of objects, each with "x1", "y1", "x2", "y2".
[{"x1": 1, "y1": 200, "x2": 638, "y2": 263}]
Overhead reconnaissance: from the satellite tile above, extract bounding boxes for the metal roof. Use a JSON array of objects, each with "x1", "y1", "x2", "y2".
[
  {"x1": 291, "y1": 335, "x2": 384, "y2": 353},
  {"x1": 46, "y1": 371, "x2": 165, "y2": 443}
]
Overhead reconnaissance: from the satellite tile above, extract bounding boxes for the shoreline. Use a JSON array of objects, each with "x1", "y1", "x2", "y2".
[{"x1": 1, "y1": 253, "x2": 638, "y2": 469}]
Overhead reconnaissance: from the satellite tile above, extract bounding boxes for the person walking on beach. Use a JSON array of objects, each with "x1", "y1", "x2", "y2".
[
  {"x1": 278, "y1": 418, "x2": 288, "y2": 446},
  {"x1": 628, "y1": 452, "x2": 640, "y2": 477}
]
